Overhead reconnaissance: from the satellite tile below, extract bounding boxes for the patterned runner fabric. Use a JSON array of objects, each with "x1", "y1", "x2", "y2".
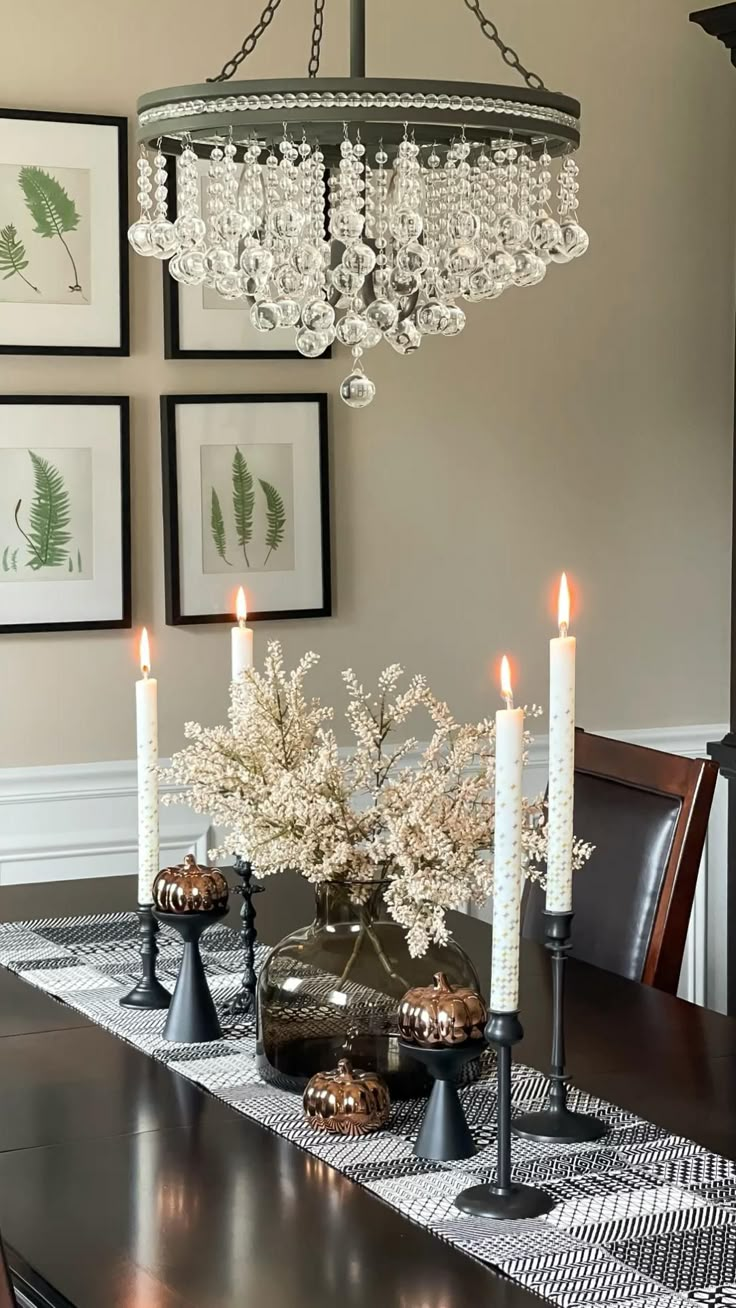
[{"x1": 0, "y1": 912, "x2": 735, "y2": 1308}]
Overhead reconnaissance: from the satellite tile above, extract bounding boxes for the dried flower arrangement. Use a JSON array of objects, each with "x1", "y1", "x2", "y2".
[{"x1": 165, "y1": 642, "x2": 593, "y2": 957}]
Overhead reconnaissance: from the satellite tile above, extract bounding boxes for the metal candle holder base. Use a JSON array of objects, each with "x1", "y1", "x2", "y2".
[
  {"x1": 455, "y1": 1012, "x2": 555, "y2": 1221},
  {"x1": 399, "y1": 1042, "x2": 479, "y2": 1161},
  {"x1": 225, "y1": 856, "x2": 264, "y2": 1018},
  {"x1": 155, "y1": 910, "x2": 227, "y2": 1044},
  {"x1": 120, "y1": 904, "x2": 171, "y2": 1010},
  {"x1": 513, "y1": 911, "x2": 607, "y2": 1146}
]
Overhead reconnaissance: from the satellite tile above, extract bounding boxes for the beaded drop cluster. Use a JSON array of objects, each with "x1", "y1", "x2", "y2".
[{"x1": 129, "y1": 132, "x2": 588, "y2": 407}]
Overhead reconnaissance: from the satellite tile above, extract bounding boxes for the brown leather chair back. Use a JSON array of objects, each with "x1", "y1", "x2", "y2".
[{"x1": 523, "y1": 730, "x2": 718, "y2": 993}]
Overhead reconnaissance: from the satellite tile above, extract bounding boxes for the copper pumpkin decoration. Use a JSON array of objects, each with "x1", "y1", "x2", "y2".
[
  {"x1": 398, "y1": 972, "x2": 487, "y2": 1047},
  {"x1": 303, "y1": 1059, "x2": 390, "y2": 1136},
  {"x1": 153, "y1": 854, "x2": 229, "y2": 914}
]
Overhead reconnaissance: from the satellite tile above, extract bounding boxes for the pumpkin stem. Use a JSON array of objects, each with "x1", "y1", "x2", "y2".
[
  {"x1": 433, "y1": 971, "x2": 451, "y2": 991},
  {"x1": 337, "y1": 1058, "x2": 354, "y2": 1077}
]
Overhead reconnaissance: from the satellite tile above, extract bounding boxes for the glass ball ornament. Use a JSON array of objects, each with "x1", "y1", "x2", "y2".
[
  {"x1": 216, "y1": 208, "x2": 245, "y2": 241},
  {"x1": 274, "y1": 264, "x2": 308, "y2": 299},
  {"x1": 386, "y1": 320, "x2": 422, "y2": 354},
  {"x1": 449, "y1": 210, "x2": 480, "y2": 242},
  {"x1": 365, "y1": 298, "x2": 398, "y2": 333},
  {"x1": 278, "y1": 298, "x2": 301, "y2": 328},
  {"x1": 489, "y1": 251, "x2": 517, "y2": 287},
  {"x1": 389, "y1": 206, "x2": 423, "y2": 244},
  {"x1": 390, "y1": 267, "x2": 421, "y2": 297},
  {"x1": 432, "y1": 267, "x2": 463, "y2": 300},
  {"x1": 416, "y1": 299, "x2": 451, "y2": 335},
  {"x1": 295, "y1": 326, "x2": 331, "y2": 358},
  {"x1": 512, "y1": 251, "x2": 547, "y2": 287},
  {"x1": 447, "y1": 242, "x2": 480, "y2": 277},
  {"x1": 340, "y1": 367, "x2": 376, "y2": 408},
  {"x1": 169, "y1": 251, "x2": 206, "y2": 285},
  {"x1": 301, "y1": 299, "x2": 336, "y2": 332},
  {"x1": 216, "y1": 271, "x2": 245, "y2": 299},
  {"x1": 251, "y1": 300, "x2": 282, "y2": 331},
  {"x1": 395, "y1": 241, "x2": 429, "y2": 276},
  {"x1": 148, "y1": 219, "x2": 178, "y2": 258},
  {"x1": 496, "y1": 213, "x2": 529, "y2": 252},
  {"x1": 467, "y1": 268, "x2": 502, "y2": 301},
  {"x1": 359, "y1": 318, "x2": 383, "y2": 349},
  {"x1": 331, "y1": 210, "x2": 365, "y2": 243},
  {"x1": 294, "y1": 244, "x2": 325, "y2": 276},
  {"x1": 557, "y1": 219, "x2": 589, "y2": 260},
  {"x1": 342, "y1": 241, "x2": 376, "y2": 277},
  {"x1": 128, "y1": 221, "x2": 155, "y2": 257},
  {"x1": 442, "y1": 305, "x2": 466, "y2": 336},
  {"x1": 268, "y1": 204, "x2": 304, "y2": 240},
  {"x1": 207, "y1": 248, "x2": 237, "y2": 277},
  {"x1": 332, "y1": 265, "x2": 364, "y2": 298},
  {"x1": 336, "y1": 312, "x2": 368, "y2": 347},
  {"x1": 530, "y1": 214, "x2": 563, "y2": 254},
  {"x1": 240, "y1": 246, "x2": 274, "y2": 279},
  {"x1": 371, "y1": 266, "x2": 392, "y2": 299},
  {"x1": 173, "y1": 214, "x2": 206, "y2": 251}
]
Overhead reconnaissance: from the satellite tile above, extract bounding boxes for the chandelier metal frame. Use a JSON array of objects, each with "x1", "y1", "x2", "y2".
[{"x1": 136, "y1": 0, "x2": 581, "y2": 161}]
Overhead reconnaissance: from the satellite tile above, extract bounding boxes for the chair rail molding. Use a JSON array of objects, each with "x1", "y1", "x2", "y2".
[{"x1": 0, "y1": 721, "x2": 727, "y2": 1011}]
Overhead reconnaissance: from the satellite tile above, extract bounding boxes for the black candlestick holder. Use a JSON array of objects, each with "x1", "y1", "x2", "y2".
[
  {"x1": 155, "y1": 909, "x2": 227, "y2": 1044},
  {"x1": 512, "y1": 911, "x2": 607, "y2": 1145},
  {"x1": 399, "y1": 1041, "x2": 479, "y2": 1161},
  {"x1": 455, "y1": 1012, "x2": 556, "y2": 1220},
  {"x1": 225, "y1": 856, "x2": 264, "y2": 1017},
  {"x1": 120, "y1": 904, "x2": 171, "y2": 1010}
]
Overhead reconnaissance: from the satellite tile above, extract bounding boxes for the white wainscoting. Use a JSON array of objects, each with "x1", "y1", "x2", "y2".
[{"x1": 0, "y1": 723, "x2": 728, "y2": 1010}]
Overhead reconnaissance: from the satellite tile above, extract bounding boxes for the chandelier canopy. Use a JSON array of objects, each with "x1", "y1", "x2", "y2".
[{"x1": 131, "y1": 0, "x2": 587, "y2": 407}]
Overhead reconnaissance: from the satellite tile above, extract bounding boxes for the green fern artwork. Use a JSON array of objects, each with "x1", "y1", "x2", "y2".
[
  {"x1": 0, "y1": 223, "x2": 39, "y2": 294},
  {"x1": 232, "y1": 447, "x2": 255, "y2": 567},
  {"x1": 14, "y1": 449, "x2": 72, "y2": 570},
  {"x1": 210, "y1": 487, "x2": 231, "y2": 565},
  {"x1": 18, "y1": 166, "x2": 84, "y2": 297},
  {"x1": 259, "y1": 478, "x2": 286, "y2": 566}
]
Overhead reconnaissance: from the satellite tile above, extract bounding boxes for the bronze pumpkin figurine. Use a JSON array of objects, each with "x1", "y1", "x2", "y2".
[
  {"x1": 303, "y1": 1059, "x2": 390, "y2": 1136},
  {"x1": 398, "y1": 972, "x2": 487, "y2": 1047},
  {"x1": 153, "y1": 854, "x2": 229, "y2": 914}
]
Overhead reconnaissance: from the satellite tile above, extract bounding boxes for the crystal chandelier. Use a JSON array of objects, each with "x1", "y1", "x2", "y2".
[{"x1": 130, "y1": 0, "x2": 587, "y2": 407}]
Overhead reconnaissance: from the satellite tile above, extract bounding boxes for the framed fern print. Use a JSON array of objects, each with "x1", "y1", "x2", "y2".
[
  {"x1": 0, "y1": 397, "x2": 131, "y2": 632},
  {"x1": 0, "y1": 109, "x2": 128, "y2": 355},
  {"x1": 161, "y1": 394, "x2": 330, "y2": 624}
]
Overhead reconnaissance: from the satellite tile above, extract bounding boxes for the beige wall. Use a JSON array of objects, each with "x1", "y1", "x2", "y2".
[{"x1": 0, "y1": 0, "x2": 734, "y2": 768}]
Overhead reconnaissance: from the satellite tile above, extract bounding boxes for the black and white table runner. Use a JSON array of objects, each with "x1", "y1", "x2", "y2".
[{"x1": 0, "y1": 911, "x2": 734, "y2": 1308}]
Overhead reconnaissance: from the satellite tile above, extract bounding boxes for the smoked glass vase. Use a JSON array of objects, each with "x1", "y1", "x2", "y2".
[{"x1": 256, "y1": 881, "x2": 481, "y2": 1099}]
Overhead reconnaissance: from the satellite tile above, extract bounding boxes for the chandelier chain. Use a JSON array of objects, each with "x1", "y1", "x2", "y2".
[
  {"x1": 461, "y1": 0, "x2": 546, "y2": 90},
  {"x1": 308, "y1": 0, "x2": 327, "y2": 78},
  {"x1": 207, "y1": 0, "x2": 284, "y2": 83}
]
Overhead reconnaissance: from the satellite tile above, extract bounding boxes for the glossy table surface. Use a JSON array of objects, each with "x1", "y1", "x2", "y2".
[{"x1": 0, "y1": 873, "x2": 735, "y2": 1308}]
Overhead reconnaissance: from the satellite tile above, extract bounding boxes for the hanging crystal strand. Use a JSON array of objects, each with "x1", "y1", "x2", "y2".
[
  {"x1": 472, "y1": 146, "x2": 500, "y2": 300},
  {"x1": 204, "y1": 144, "x2": 232, "y2": 286},
  {"x1": 211, "y1": 138, "x2": 244, "y2": 299},
  {"x1": 420, "y1": 146, "x2": 442, "y2": 306},
  {"x1": 238, "y1": 140, "x2": 269, "y2": 299},
  {"x1": 294, "y1": 135, "x2": 333, "y2": 358},
  {"x1": 416, "y1": 143, "x2": 453, "y2": 335},
  {"x1": 148, "y1": 146, "x2": 177, "y2": 258},
  {"x1": 487, "y1": 144, "x2": 516, "y2": 290},
  {"x1": 169, "y1": 142, "x2": 207, "y2": 285},
  {"x1": 529, "y1": 143, "x2": 562, "y2": 259},
  {"x1": 441, "y1": 136, "x2": 472, "y2": 331},
  {"x1": 551, "y1": 152, "x2": 589, "y2": 261},
  {"x1": 333, "y1": 131, "x2": 376, "y2": 406},
  {"x1": 128, "y1": 146, "x2": 155, "y2": 256}
]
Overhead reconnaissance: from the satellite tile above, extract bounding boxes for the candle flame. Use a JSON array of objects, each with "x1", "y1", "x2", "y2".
[
  {"x1": 139, "y1": 627, "x2": 151, "y2": 678},
  {"x1": 500, "y1": 654, "x2": 514, "y2": 708},
  {"x1": 558, "y1": 572, "x2": 570, "y2": 636},
  {"x1": 236, "y1": 586, "x2": 247, "y2": 626}
]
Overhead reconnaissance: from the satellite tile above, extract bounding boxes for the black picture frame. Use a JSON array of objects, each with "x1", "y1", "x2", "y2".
[
  {"x1": 162, "y1": 168, "x2": 331, "y2": 361},
  {"x1": 161, "y1": 392, "x2": 331, "y2": 624},
  {"x1": 0, "y1": 395, "x2": 131, "y2": 633},
  {"x1": 0, "y1": 107, "x2": 129, "y2": 356}
]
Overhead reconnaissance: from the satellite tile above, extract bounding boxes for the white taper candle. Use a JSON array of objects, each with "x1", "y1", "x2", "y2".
[
  {"x1": 490, "y1": 656, "x2": 525, "y2": 1013},
  {"x1": 136, "y1": 628, "x2": 159, "y2": 906},
  {"x1": 231, "y1": 586, "x2": 254, "y2": 683},
  {"x1": 547, "y1": 573, "x2": 576, "y2": 913}
]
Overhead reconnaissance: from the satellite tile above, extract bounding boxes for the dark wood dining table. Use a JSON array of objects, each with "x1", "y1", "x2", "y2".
[{"x1": 0, "y1": 872, "x2": 734, "y2": 1308}]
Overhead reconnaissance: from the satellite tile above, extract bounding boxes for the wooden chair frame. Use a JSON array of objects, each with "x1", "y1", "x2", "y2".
[{"x1": 573, "y1": 729, "x2": 718, "y2": 993}]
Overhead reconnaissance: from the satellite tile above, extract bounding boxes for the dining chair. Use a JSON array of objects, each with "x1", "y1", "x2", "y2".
[
  {"x1": 0, "y1": 1234, "x2": 17, "y2": 1308},
  {"x1": 522, "y1": 729, "x2": 718, "y2": 994}
]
